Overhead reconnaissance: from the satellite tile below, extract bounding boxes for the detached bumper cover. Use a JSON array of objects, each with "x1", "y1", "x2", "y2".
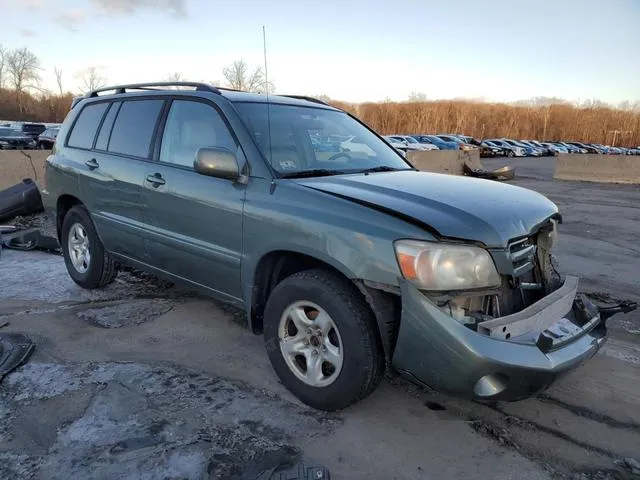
[{"x1": 392, "y1": 278, "x2": 607, "y2": 401}]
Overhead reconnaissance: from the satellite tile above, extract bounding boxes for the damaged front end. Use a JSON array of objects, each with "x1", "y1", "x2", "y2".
[{"x1": 391, "y1": 219, "x2": 638, "y2": 401}]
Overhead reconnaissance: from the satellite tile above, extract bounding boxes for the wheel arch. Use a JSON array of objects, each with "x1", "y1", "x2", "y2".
[
  {"x1": 56, "y1": 194, "x2": 84, "y2": 241},
  {"x1": 247, "y1": 249, "x2": 400, "y2": 361}
]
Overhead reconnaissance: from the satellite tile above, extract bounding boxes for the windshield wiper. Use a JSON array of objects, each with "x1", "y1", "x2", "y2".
[
  {"x1": 358, "y1": 166, "x2": 413, "y2": 174},
  {"x1": 279, "y1": 169, "x2": 347, "y2": 179}
]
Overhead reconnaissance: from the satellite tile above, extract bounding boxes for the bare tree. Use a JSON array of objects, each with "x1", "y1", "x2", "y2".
[
  {"x1": 0, "y1": 44, "x2": 6, "y2": 89},
  {"x1": 161, "y1": 72, "x2": 188, "y2": 89},
  {"x1": 164, "y1": 71, "x2": 184, "y2": 82},
  {"x1": 222, "y1": 59, "x2": 273, "y2": 93},
  {"x1": 77, "y1": 66, "x2": 106, "y2": 93},
  {"x1": 6, "y1": 47, "x2": 41, "y2": 92},
  {"x1": 54, "y1": 67, "x2": 64, "y2": 95},
  {"x1": 408, "y1": 91, "x2": 428, "y2": 102}
]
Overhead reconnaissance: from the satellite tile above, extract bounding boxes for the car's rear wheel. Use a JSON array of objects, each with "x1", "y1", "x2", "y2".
[
  {"x1": 264, "y1": 269, "x2": 384, "y2": 411},
  {"x1": 61, "y1": 205, "x2": 117, "y2": 289},
  {"x1": 507, "y1": 150, "x2": 515, "y2": 158}
]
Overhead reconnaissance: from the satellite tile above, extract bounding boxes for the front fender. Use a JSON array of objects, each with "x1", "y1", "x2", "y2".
[{"x1": 241, "y1": 177, "x2": 435, "y2": 310}]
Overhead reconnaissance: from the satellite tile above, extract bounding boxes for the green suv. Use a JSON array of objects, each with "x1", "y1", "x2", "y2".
[{"x1": 43, "y1": 82, "x2": 614, "y2": 411}]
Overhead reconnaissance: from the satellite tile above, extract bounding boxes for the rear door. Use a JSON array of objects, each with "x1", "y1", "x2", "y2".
[
  {"x1": 142, "y1": 98, "x2": 246, "y2": 301},
  {"x1": 74, "y1": 98, "x2": 165, "y2": 261}
]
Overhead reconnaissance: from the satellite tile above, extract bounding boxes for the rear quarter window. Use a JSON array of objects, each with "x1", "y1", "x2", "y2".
[
  {"x1": 67, "y1": 102, "x2": 109, "y2": 149},
  {"x1": 108, "y1": 99, "x2": 164, "y2": 158}
]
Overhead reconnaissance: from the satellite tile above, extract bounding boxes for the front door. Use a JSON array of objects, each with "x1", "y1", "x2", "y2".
[{"x1": 142, "y1": 98, "x2": 246, "y2": 301}]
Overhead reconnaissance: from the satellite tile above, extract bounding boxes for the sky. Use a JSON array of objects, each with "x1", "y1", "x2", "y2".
[{"x1": 1, "y1": 0, "x2": 639, "y2": 104}]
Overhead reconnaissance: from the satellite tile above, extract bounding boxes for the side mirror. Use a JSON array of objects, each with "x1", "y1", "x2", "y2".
[{"x1": 194, "y1": 147, "x2": 240, "y2": 181}]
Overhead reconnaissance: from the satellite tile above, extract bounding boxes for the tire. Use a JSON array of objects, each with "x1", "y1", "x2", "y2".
[
  {"x1": 38, "y1": 143, "x2": 45, "y2": 150},
  {"x1": 61, "y1": 205, "x2": 117, "y2": 289},
  {"x1": 263, "y1": 269, "x2": 384, "y2": 411},
  {"x1": 507, "y1": 150, "x2": 515, "y2": 158}
]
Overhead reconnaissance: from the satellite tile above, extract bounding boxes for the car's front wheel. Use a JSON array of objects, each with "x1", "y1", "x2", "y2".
[
  {"x1": 61, "y1": 205, "x2": 118, "y2": 289},
  {"x1": 264, "y1": 269, "x2": 384, "y2": 411}
]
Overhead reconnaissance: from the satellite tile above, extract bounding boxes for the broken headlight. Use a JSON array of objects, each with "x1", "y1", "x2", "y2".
[{"x1": 394, "y1": 240, "x2": 501, "y2": 291}]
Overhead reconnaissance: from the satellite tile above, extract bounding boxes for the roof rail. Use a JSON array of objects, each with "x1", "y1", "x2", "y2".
[
  {"x1": 216, "y1": 86, "x2": 246, "y2": 93},
  {"x1": 281, "y1": 95, "x2": 329, "y2": 106},
  {"x1": 84, "y1": 82, "x2": 221, "y2": 99}
]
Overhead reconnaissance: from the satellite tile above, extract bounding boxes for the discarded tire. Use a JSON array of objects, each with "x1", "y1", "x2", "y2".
[{"x1": 0, "y1": 178, "x2": 44, "y2": 223}]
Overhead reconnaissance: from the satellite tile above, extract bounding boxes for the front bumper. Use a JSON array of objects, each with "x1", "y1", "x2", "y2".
[{"x1": 391, "y1": 277, "x2": 607, "y2": 401}]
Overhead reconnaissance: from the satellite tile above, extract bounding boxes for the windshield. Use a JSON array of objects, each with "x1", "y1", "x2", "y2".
[
  {"x1": 438, "y1": 135, "x2": 462, "y2": 143},
  {"x1": 0, "y1": 128, "x2": 20, "y2": 136},
  {"x1": 234, "y1": 102, "x2": 411, "y2": 175},
  {"x1": 405, "y1": 137, "x2": 419, "y2": 144}
]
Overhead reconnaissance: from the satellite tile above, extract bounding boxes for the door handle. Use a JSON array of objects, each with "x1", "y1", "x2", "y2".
[
  {"x1": 85, "y1": 158, "x2": 99, "y2": 169},
  {"x1": 145, "y1": 173, "x2": 166, "y2": 187}
]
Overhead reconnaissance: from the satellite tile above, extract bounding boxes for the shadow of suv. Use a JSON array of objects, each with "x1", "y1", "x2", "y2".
[{"x1": 42, "y1": 82, "x2": 623, "y2": 411}]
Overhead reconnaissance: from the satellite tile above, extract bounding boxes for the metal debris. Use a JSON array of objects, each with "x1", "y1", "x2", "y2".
[
  {"x1": 1, "y1": 228, "x2": 60, "y2": 254},
  {"x1": 463, "y1": 163, "x2": 516, "y2": 181},
  {"x1": 0, "y1": 333, "x2": 35, "y2": 382},
  {"x1": 0, "y1": 179, "x2": 43, "y2": 223}
]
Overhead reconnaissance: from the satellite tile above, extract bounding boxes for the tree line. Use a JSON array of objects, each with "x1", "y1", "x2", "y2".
[
  {"x1": 1, "y1": 44, "x2": 638, "y2": 146},
  {"x1": 330, "y1": 99, "x2": 640, "y2": 147}
]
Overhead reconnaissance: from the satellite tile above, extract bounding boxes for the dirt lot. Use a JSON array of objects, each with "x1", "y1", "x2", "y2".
[{"x1": 1, "y1": 157, "x2": 639, "y2": 479}]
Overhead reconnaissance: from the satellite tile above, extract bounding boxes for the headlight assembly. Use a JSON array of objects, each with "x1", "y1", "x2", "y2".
[{"x1": 394, "y1": 240, "x2": 501, "y2": 291}]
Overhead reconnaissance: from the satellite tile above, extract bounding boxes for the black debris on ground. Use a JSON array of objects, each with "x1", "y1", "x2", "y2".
[
  {"x1": 118, "y1": 265, "x2": 176, "y2": 291},
  {"x1": 466, "y1": 417, "x2": 519, "y2": 449},
  {"x1": 9, "y1": 212, "x2": 54, "y2": 233},
  {"x1": 0, "y1": 333, "x2": 35, "y2": 383}
]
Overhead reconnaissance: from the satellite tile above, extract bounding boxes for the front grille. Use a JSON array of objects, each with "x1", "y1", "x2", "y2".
[{"x1": 508, "y1": 236, "x2": 537, "y2": 277}]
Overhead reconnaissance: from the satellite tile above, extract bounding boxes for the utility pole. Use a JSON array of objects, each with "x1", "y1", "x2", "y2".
[{"x1": 611, "y1": 130, "x2": 620, "y2": 146}]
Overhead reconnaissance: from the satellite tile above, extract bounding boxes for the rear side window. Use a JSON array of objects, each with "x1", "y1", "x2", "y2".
[
  {"x1": 108, "y1": 99, "x2": 164, "y2": 158},
  {"x1": 67, "y1": 102, "x2": 109, "y2": 149},
  {"x1": 95, "y1": 102, "x2": 121, "y2": 151}
]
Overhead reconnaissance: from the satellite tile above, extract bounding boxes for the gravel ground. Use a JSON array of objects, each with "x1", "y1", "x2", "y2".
[{"x1": 0, "y1": 362, "x2": 337, "y2": 480}]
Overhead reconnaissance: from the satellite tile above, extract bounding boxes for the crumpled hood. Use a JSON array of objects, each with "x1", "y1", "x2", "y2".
[{"x1": 297, "y1": 171, "x2": 559, "y2": 247}]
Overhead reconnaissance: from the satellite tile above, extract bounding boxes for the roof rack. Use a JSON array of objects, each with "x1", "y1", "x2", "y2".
[
  {"x1": 281, "y1": 95, "x2": 329, "y2": 106},
  {"x1": 84, "y1": 82, "x2": 221, "y2": 99},
  {"x1": 216, "y1": 86, "x2": 246, "y2": 93}
]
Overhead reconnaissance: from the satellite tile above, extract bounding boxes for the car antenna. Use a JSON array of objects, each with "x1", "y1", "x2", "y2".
[{"x1": 263, "y1": 25, "x2": 273, "y2": 171}]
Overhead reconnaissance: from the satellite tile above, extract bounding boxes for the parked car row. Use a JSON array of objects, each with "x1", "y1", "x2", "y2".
[
  {"x1": 0, "y1": 121, "x2": 60, "y2": 150},
  {"x1": 383, "y1": 132, "x2": 640, "y2": 157}
]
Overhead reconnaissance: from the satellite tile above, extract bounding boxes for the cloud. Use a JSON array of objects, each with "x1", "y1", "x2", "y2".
[
  {"x1": 16, "y1": 0, "x2": 44, "y2": 11},
  {"x1": 20, "y1": 28, "x2": 37, "y2": 37},
  {"x1": 91, "y1": 0, "x2": 186, "y2": 16},
  {"x1": 54, "y1": 8, "x2": 87, "y2": 30}
]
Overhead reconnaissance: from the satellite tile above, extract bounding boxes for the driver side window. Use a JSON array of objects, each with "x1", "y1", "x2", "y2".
[{"x1": 160, "y1": 100, "x2": 236, "y2": 168}]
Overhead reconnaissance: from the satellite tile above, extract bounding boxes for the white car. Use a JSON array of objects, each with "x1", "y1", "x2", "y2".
[
  {"x1": 483, "y1": 139, "x2": 526, "y2": 157},
  {"x1": 386, "y1": 135, "x2": 438, "y2": 151},
  {"x1": 383, "y1": 136, "x2": 410, "y2": 152}
]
